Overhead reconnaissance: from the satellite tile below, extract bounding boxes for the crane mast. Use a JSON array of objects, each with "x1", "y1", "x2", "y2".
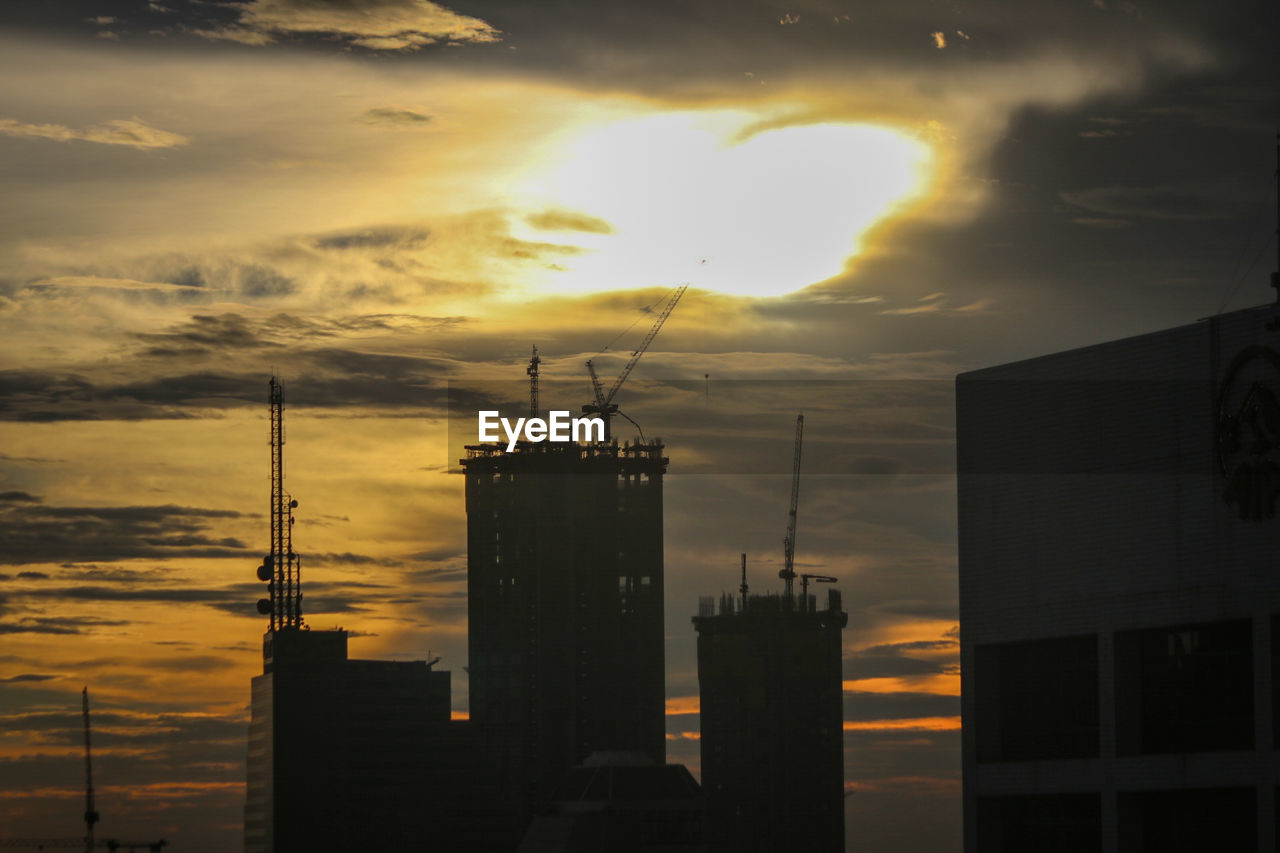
[
  {"x1": 779, "y1": 414, "x2": 804, "y2": 599},
  {"x1": 584, "y1": 284, "x2": 688, "y2": 442}
]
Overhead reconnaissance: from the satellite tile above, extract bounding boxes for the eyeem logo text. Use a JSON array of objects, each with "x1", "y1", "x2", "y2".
[{"x1": 478, "y1": 411, "x2": 605, "y2": 451}]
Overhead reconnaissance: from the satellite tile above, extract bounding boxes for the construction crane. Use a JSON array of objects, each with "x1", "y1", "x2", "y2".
[
  {"x1": 527, "y1": 345, "x2": 541, "y2": 418},
  {"x1": 82, "y1": 689, "x2": 98, "y2": 853},
  {"x1": 800, "y1": 573, "x2": 838, "y2": 609},
  {"x1": 779, "y1": 414, "x2": 804, "y2": 599},
  {"x1": 583, "y1": 284, "x2": 688, "y2": 442}
]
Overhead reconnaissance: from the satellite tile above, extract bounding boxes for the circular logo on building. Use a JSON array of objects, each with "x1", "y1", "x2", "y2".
[{"x1": 1216, "y1": 345, "x2": 1280, "y2": 521}]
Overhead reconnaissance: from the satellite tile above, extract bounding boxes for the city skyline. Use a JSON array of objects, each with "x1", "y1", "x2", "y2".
[{"x1": 1, "y1": 1, "x2": 1276, "y2": 850}]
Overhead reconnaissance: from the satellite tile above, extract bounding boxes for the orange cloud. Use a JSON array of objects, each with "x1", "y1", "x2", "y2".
[
  {"x1": 844, "y1": 674, "x2": 959, "y2": 696},
  {"x1": 843, "y1": 716, "x2": 960, "y2": 732}
]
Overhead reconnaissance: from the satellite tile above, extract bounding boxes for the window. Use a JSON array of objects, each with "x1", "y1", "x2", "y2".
[
  {"x1": 976, "y1": 794, "x2": 1100, "y2": 853},
  {"x1": 1115, "y1": 619, "x2": 1252, "y2": 755},
  {"x1": 1117, "y1": 788, "x2": 1255, "y2": 852},
  {"x1": 975, "y1": 635, "x2": 1098, "y2": 762}
]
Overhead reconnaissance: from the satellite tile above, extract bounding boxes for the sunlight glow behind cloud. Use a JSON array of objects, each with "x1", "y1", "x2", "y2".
[{"x1": 509, "y1": 113, "x2": 933, "y2": 298}]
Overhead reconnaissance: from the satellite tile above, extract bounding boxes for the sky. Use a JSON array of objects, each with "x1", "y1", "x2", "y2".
[{"x1": 0, "y1": 0, "x2": 1276, "y2": 850}]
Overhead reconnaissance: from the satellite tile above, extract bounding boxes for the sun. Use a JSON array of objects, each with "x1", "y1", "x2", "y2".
[{"x1": 507, "y1": 110, "x2": 933, "y2": 298}]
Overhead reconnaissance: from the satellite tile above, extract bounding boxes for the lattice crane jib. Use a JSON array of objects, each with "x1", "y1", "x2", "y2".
[
  {"x1": 583, "y1": 283, "x2": 688, "y2": 442},
  {"x1": 780, "y1": 414, "x2": 804, "y2": 598}
]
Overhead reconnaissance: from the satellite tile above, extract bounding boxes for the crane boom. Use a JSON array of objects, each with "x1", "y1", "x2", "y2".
[
  {"x1": 779, "y1": 414, "x2": 804, "y2": 598},
  {"x1": 583, "y1": 284, "x2": 688, "y2": 441},
  {"x1": 586, "y1": 359, "x2": 605, "y2": 410},
  {"x1": 604, "y1": 284, "x2": 687, "y2": 405}
]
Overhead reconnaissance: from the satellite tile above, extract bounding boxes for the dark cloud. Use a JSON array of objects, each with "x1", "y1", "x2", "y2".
[
  {"x1": 305, "y1": 551, "x2": 404, "y2": 567},
  {"x1": 859, "y1": 639, "x2": 957, "y2": 655},
  {"x1": 0, "y1": 490, "x2": 40, "y2": 502},
  {"x1": 0, "y1": 673, "x2": 56, "y2": 683},
  {"x1": 239, "y1": 264, "x2": 297, "y2": 297},
  {"x1": 0, "y1": 615, "x2": 131, "y2": 635},
  {"x1": 1059, "y1": 183, "x2": 1244, "y2": 221},
  {"x1": 359, "y1": 107, "x2": 433, "y2": 125},
  {"x1": 0, "y1": 348, "x2": 484, "y2": 422},
  {"x1": 134, "y1": 312, "x2": 278, "y2": 358},
  {"x1": 0, "y1": 496, "x2": 248, "y2": 564},
  {"x1": 844, "y1": 691, "x2": 959, "y2": 722},
  {"x1": 845, "y1": 654, "x2": 953, "y2": 680}
]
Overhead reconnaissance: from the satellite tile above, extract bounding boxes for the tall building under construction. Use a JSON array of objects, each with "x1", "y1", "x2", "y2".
[
  {"x1": 693, "y1": 589, "x2": 848, "y2": 853},
  {"x1": 461, "y1": 438, "x2": 669, "y2": 817}
]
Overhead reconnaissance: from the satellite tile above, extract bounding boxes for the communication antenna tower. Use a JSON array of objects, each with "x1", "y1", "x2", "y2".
[{"x1": 255, "y1": 376, "x2": 303, "y2": 631}]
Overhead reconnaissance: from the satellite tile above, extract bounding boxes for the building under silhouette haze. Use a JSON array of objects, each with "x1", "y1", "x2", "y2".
[
  {"x1": 958, "y1": 302, "x2": 1280, "y2": 852},
  {"x1": 461, "y1": 439, "x2": 669, "y2": 819},
  {"x1": 692, "y1": 589, "x2": 848, "y2": 853}
]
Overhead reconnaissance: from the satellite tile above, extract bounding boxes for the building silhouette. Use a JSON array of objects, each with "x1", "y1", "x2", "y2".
[
  {"x1": 518, "y1": 752, "x2": 705, "y2": 852},
  {"x1": 958, "y1": 302, "x2": 1280, "y2": 852},
  {"x1": 692, "y1": 589, "x2": 848, "y2": 852},
  {"x1": 461, "y1": 439, "x2": 669, "y2": 819},
  {"x1": 245, "y1": 379, "x2": 517, "y2": 852}
]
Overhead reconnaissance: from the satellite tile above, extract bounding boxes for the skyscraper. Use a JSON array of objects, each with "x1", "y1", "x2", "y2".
[
  {"x1": 461, "y1": 438, "x2": 669, "y2": 818},
  {"x1": 692, "y1": 589, "x2": 848, "y2": 852}
]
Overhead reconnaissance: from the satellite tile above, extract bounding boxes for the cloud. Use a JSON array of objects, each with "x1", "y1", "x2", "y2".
[
  {"x1": 188, "y1": 26, "x2": 277, "y2": 46},
  {"x1": 196, "y1": 0, "x2": 501, "y2": 51},
  {"x1": 525, "y1": 210, "x2": 615, "y2": 235},
  {"x1": 0, "y1": 616, "x2": 131, "y2": 635},
  {"x1": 877, "y1": 293, "x2": 994, "y2": 316},
  {"x1": 1059, "y1": 183, "x2": 1242, "y2": 221},
  {"x1": 27, "y1": 275, "x2": 205, "y2": 292},
  {"x1": 0, "y1": 118, "x2": 189, "y2": 150},
  {"x1": 360, "y1": 107, "x2": 433, "y2": 126},
  {"x1": 312, "y1": 226, "x2": 431, "y2": 250},
  {"x1": 0, "y1": 496, "x2": 248, "y2": 564},
  {"x1": 0, "y1": 673, "x2": 57, "y2": 683}
]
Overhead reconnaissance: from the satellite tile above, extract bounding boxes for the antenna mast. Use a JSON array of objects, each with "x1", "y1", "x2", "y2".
[
  {"x1": 779, "y1": 414, "x2": 804, "y2": 599},
  {"x1": 739, "y1": 553, "x2": 748, "y2": 611},
  {"x1": 82, "y1": 687, "x2": 98, "y2": 853},
  {"x1": 527, "y1": 345, "x2": 541, "y2": 418},
  {"x1": 256, "y1": 377, "x2": 302, "y2": 631}
]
